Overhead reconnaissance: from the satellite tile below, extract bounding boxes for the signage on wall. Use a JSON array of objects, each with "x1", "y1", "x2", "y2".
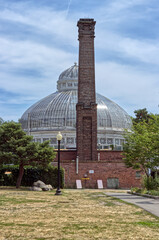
[{"x1": 89, "y1": 170, "x2": 94, "y2": 174}]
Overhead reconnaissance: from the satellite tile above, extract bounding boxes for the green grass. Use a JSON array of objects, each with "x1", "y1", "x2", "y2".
[
  {"x1": 0, "y1": 194, "x2": 47, "y2": 205},
  {"x1": 134, "y1": 221, "x2": 159, "y2": 228}
]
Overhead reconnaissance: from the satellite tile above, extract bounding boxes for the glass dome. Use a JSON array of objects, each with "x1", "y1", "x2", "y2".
[
  {"x1": 20, "y1": 63, "x2": 132, "y2": 149},
  {"x1": 20, "y1": 91, "x2": 131, "y2": 131}
]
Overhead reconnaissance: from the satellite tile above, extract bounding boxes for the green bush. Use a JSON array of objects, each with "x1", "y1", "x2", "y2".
[
  {"x1": 142, "y1": 175, "x2": 159, "y2": 190},
  {"x1": 131, "y1": 187, "x2": 140, "y2": 193},
  {"x1": 0, "y1": 165, "x2": 64, "y2": 188},
  {"x1": 148, "y1": 190, "x2": 159, "y2": 196},
  {"x1": 131, "y1": 187, "x2": 147, "y2": 194}
]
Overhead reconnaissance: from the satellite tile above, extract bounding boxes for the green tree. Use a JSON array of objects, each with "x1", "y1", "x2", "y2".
[
  {"x1": 0, "y1": 121, "x2": 56, "y2": 188},
  {"x1": 0, "y1": 117, "x2": 4, "y2": 125},
  {"x1": 133, "y1": 108, "x2": 151, "y2": 123},
  {"x1": 123, "y1": 115, "x2": 159, "y2": 177}
]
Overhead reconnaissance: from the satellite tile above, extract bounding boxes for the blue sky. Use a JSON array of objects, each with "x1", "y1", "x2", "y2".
[{"x1": 0, "y1": 0, "x2": 159, "y2": 121}]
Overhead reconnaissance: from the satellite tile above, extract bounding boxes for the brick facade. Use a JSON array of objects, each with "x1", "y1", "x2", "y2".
[
  {"x1": 53, "y1": 19, "x2": 142, "y2": 189},
  {"x1": 53, "y1": 150, "x2": 142, "y2": 189},
  {"x1": 76, "y1": 18, "x2": 97, "y2": 162}
]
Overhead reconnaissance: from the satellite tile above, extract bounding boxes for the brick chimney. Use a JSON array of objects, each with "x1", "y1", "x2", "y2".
[{"x1": 76, "y1": 18, "x2": 98, "y2": 162}]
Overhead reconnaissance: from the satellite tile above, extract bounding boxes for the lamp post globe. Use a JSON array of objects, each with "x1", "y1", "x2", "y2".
[
  {"x1": 56, "y1": 131, "x2": 62, "y2": 141},
  {"x1": 55, "y1": 131, "x2": 62, "y2": 195}
]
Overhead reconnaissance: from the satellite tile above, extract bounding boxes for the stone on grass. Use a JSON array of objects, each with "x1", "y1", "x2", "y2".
[
  {"x1": 33, "y1": 180, "x2": 46, "y2": 188},
  {"x1": 31, "y1": 180, "x2": 53, "y2": 191},
  {"x1": 46, "y1": 184, "x2": 53, "y2": 190},
  {"x1": 42, "y1": 187, "x2": 50, "y2": 191}
]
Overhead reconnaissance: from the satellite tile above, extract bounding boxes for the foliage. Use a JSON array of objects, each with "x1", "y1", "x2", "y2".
[
  {"x1": 148, "y1": 190, "x2": 159, "y2": 196},
  {"x1": 0, "y1": 117, "x2": 4, "y2": 125},
  {"x1": 0, "y1": 165, "x2": 64, "y2": 188},
  {"x1": 142, "y1": 176, "x2": 159, "y2": 191},
  {"x1": 133, "y1": 108, "x2": 152, "y2": 124},
  {"x1": 123, "y1": 114, "x2": 159, "y2": 177},
  {"x1": 0, "y1": 121, "x2": 56, "y2": 187},
  {"x1": 131, "y1": 186, "x2": 159, "y2": 196},
  {"x1": 131, "y1": 187, "x2": 149, "y2": 194}
]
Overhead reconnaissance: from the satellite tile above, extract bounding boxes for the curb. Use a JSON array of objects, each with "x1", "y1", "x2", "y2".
[{"x1": 127, "y1": 191, "x2": 159, "y2": 199}]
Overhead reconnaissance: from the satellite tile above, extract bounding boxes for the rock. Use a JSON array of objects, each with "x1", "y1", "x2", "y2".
[
  {"x1": 42, "y1": 187, "x2": 50, "y2": 191},
  {"x1": 33, "y1": 180, "x2": 46, "y2": 188},
  {"x1": 30, "y1": 186, "x2": 42, "y2": 191},
  {"x1": 31, "y1": 180, "x2": 53, "y2": 191},
  {"x1": 46, "y1": 184, "x2": 53, "y2": 190}
]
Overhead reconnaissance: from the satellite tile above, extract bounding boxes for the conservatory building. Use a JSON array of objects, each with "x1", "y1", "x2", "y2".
[{"x1": 20, "y1": 63, "x2": 132, "y2": 150}]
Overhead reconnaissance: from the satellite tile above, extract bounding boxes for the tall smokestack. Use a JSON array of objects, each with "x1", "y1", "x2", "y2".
[{"x1": 76, "y1": 18, "x2": 97, "y2": 162}]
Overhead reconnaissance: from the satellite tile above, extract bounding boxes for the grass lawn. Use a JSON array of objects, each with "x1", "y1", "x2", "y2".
[{"x1": 0, "y1": 188, "x2": 159, "y2": 240}]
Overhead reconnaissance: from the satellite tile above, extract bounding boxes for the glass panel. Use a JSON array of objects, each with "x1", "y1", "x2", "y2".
[
  {"x1": 67, "y1": 137, "x2": 74, "y2": 144},
  {"x1": 107, "y1": 138, "x2": 113, "y2": 144},
  {"x1": 136, "y1": 171, "x2": 141, "y2": 178},
  {"x1": 120, "y1": 139, "x2": 124, "y2": 145},
  {"x1": 50, "y1": 138, "x2": 57, "y2": 144},
  {"x1": 100, "y1": 138, "x2": 106, "y2": 144},
  {"x1": 103, "y1": 145, "x2": 109, "y2": 149},
  {"x1": 61, "y1": 138, "x2": 65, "y2": 144},
  {"x1": 114, "y1": 145, "x2": 122, "y2": 151}
]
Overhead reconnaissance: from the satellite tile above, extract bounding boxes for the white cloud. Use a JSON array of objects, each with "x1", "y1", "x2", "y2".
[
  {"x1": 96, "y1": 61, "x2": 159, "y2": 114},
  {"x1": 119, "y1": 38, "x2": 159, "y2": 65},
  {"x1": 96, "y1": 28, "x2": 159, "y2": 67},
  {"x1": 0, "y1": 5, "x2": 77, "y2": 45},
  {"x1": 107, "y1": 0, "x2": 148, "y2": 13},
  {"x1": 0, "y1": 37, "x2": 77, "y2": 96},
  {"x1": 0, "y1": 0, "x2": 159, "y2": 121},
  {"x1": 93, "y1": 0, "x2": 150, "y2": 25}
]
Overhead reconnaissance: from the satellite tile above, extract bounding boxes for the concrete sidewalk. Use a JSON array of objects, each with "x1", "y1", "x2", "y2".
[{"x1": 105, "y1": 192, "x2": 159, "y2": 217}]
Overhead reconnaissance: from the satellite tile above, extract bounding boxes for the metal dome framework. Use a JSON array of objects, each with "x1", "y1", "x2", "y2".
[{"x1": 20, "y1": 64, "x2": 132, "y2": 150}]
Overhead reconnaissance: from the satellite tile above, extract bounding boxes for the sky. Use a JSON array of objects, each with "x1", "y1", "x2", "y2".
[{"x1": 0, "y1": 0, "x2": 159, "y2": 121}]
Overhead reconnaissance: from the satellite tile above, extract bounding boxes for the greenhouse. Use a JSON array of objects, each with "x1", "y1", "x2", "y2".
[{"x1": 20, "y1": 63, "x2": 132, "y2": 150}]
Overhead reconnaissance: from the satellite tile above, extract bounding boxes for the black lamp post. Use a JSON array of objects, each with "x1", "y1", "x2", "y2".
[{"x1": 55, "y1": 131, "x2": 62, "y2": 195}]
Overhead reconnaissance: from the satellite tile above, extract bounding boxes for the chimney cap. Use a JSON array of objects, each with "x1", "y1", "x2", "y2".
[
  {"x1": 78, "y1": 18, "x2": 95, "y2": 23},
  {"x1": 79, "y1": 18, "x2": 94, "y2": 21}
]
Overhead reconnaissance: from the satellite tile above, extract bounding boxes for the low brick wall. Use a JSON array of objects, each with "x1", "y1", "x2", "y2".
[{"x1": 53, "y1": 150, "x2": 142, "y2": 189}]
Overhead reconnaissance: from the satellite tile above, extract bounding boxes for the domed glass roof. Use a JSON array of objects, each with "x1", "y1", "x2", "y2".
[
  {"x1": 20, "y1": 64, "x2": 132, "y2": 131},
  {"x1": 57, "y1": 63, "x2": 78, "y2": 91},
  {"x1": 59, "y1": 62, "x2": 78, "y2": 81}
]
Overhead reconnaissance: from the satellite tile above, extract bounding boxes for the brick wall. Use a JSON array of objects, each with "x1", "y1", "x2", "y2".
[
  {"x1": 53, "y1": 150, "x2": 142, "y2": 189},
  {"x1": 77, "y1": 19, "x2": 96, "y2": 104},
  {"x1": 76, "y1": 18, "x2": 98, "y2": 162}
]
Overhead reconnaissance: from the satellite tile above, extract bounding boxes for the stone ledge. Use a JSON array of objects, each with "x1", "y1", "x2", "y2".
[{"x1": 128, "y1": 191, "x2": 159, "y2": 199}]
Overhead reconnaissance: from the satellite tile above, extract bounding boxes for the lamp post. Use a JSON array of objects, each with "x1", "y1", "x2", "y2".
[{"x1": 55, "y1": 131, "x2": 62, "y2": 195}]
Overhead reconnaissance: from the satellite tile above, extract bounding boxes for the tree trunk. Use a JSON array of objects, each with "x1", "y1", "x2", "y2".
[{"x1": 16, "y1": 163, "x2": 24, "y2": 188}]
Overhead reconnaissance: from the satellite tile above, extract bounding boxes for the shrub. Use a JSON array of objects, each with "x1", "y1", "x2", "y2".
[
  {"x1": 0, "y1": 165, "x2": 64, "y2": 188},
  {"x1": 131, "y1": 187, "x2": 140, "y2": 193},
  {"x1": 142, "y1": 175, "x2": 159, "y2": 190},
  {"x1": 148, "y1": 190, "x2": 159, "y2": 196}
]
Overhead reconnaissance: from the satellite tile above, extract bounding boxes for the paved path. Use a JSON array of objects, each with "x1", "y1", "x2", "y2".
[{"x1": 105, "y1": 192, "x2": 159, "y2": 217}]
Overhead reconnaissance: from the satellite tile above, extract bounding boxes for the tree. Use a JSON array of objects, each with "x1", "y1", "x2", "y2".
[
  {"x1": 0, "y1": 121, "x2": 56, "y2": 188},
  {"x1": 0, "y1": 117, "x2": 4, "y2": 125},
  {"x1": 133, "y1": 108, "x2": 151, "y2": 123},
  {"x1": 123, "y1": 115, "x2": 159, "y2": 177}
]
